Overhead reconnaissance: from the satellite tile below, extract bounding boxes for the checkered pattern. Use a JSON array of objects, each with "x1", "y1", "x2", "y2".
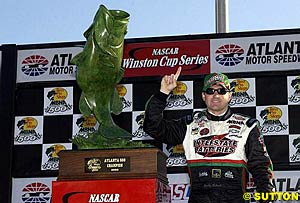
[{"x1": 12, "y1": 72, "x2": 300, "y2": 178}]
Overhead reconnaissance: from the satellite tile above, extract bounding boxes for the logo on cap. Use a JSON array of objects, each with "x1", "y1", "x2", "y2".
[{"x1": 203, "y1": 73, "x2": 230, "y2": 91}]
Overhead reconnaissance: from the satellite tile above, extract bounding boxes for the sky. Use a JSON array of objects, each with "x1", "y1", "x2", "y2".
[{"x1": 1, "y1": 0, "x2": 300, "y2": 45}]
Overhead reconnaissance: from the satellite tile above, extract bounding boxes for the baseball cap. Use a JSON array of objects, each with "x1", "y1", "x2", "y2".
[{"x1": 202, "y1": 72, "x2": 230, "y2": 91}]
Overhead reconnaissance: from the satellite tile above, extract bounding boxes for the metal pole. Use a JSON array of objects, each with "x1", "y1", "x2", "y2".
[{"x1": 215, "y1": 0, "x2": 228, "y2": 33}]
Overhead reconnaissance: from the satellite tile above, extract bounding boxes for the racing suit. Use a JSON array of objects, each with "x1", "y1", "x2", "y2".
[{"x1": 143, "y1": 92, "x2": 275, "y2": 203}]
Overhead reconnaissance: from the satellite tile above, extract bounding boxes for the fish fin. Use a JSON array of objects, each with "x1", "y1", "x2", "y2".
[
  {"x1": 111, "y1": 88, "x2": 122, "y2": 115},
  {"x1": 79, "y1": 94, "x2": 93, "y2": 116},
  {"x1": 116, "y1": 68, "x2": 125, "y2": 83}
]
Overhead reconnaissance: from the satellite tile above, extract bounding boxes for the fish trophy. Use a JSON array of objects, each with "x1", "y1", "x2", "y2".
[{"x1": 71, "y1": 5, "x2": 149, "y2": 149}]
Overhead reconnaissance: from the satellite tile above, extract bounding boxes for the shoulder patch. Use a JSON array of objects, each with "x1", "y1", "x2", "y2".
[
  {"x1": 193, "y1": 110, "x2": 205, "y2": 120},
  {"x1": 246, "y1": 118, "x2": 258, "y2": 127}
]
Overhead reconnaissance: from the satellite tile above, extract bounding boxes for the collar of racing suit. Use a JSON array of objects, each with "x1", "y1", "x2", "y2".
[{"x1": 205, "y1": 107, "x2": 232, "y2": 121}]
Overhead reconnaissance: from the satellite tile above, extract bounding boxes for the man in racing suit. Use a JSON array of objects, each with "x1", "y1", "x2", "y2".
[{"x1": 143, "y1": 68, "x2": 275, "y2": 203}]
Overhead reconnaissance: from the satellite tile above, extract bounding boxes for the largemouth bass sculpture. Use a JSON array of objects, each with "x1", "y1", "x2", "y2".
[{"x1": 71, "y1": 5, "x2": 147, "y2": 149}]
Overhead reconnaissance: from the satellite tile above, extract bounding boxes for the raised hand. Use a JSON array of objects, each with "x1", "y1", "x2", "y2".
[{"x1": 160, "y1": 66, "x2": 182, "y2": 95}]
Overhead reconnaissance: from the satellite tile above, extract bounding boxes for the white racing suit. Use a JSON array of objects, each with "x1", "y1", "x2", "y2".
[{"x1": 143, "y1": 92, "x2": 275, "y2": 203}]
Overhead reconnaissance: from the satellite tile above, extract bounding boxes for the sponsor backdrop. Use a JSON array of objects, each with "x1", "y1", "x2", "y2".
[{"x1": 5, "y1": 29, "x2": 300, "y2": 202}]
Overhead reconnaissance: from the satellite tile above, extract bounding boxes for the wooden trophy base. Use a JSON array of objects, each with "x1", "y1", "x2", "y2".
[{"x1": 57, "y1": 147, "x2": 168, "y2": 184}]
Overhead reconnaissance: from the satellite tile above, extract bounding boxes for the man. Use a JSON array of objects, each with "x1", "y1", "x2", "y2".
[{"x1": 143, "y1": 67, "x2": 275, "y2": 203}]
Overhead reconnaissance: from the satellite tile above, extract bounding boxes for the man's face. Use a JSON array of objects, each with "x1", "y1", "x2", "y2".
[{"x1": 202, "y1": 84, "x2": 232, "y2": 115}]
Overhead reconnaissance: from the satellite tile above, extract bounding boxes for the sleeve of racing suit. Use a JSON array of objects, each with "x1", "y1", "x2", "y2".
[
  {"x1": 143, "y1": 92, "x2": 188, "y2": 146},
  {"x1": 245, "y1": 119, "x2": 275, "y2": 197}
]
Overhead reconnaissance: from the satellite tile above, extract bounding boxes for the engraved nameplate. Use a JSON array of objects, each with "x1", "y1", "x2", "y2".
[{"x1": 85, "y1": 157, "x2": 130, "y2": 173}]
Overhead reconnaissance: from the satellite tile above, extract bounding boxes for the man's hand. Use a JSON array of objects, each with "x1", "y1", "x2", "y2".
[{"x1": 160, "y1": 66, "x2": 182, "y2": 95}]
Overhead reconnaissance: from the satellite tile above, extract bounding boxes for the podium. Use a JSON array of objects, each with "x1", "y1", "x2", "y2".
[{"x1": 52, "y1": 147, "x2": 171, "y2": 203}]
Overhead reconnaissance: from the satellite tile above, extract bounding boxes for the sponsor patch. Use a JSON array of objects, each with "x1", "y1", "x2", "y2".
[{"x1": 212, "y1": 169, "x2": 221, "y2": 178}]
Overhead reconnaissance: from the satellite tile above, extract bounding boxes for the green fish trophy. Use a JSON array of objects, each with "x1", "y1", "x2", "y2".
[{"x1": 71, "y1": 5, "x2": 149, "y2": 149}]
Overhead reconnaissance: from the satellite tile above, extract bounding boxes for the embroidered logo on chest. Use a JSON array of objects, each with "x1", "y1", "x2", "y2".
[{"x1": 193, "y1": 134, "x2": 238, "y2": 157}]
